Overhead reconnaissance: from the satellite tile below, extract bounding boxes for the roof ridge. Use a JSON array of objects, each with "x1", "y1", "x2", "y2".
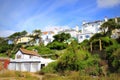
[{"x1": 19, "y1": 48, "x2": 40, "y2": 57}]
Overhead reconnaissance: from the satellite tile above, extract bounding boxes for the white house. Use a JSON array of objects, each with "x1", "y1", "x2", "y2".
[
  {"x1": 77, "y1": 33, "x2": 93, "y2": 43},
  {"x1": 59, "y1": 26, "x2": 79, "y2": 39},
  {"x1": 41, "y1": 31, "x2": 55, "y2": 46},
  {"x1": 15, "y1": 36, "x2": 33, "y2": 44},
  {"x1": 8, "y1": 48, "x2": 54, "y2": 72},
  {"x1": 41, "y1": 27, "x2": 72, "y2": 45},
  {"x1": 77, "y1": 18, "x2": 106, "y2": 43}
]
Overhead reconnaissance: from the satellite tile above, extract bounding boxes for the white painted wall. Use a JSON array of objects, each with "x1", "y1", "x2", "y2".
[
  {"x1": 15, "y1": 50, "x2": 40, "y2": 59},
  {"x1": 41, "y1": 34, "x2": 54, "y2": 46},
  {"x1": 82, "y1": 21, "x2": 104, "y2": 34},
  {"x1": 77, "y1": 33, "x2": 93, "y2": 43},
  {"x1": 9, "y1": 48, "x2": 55, "y2": 72},
  {"x1": 77, "y1": 21, "x2": 104, "y2": 43},
  {"x1": 15, "y1": 51, "x2": 22, "y2": 59},
  {"x1": 8, "y1": 58, "x2": 55, "y2": 72}
]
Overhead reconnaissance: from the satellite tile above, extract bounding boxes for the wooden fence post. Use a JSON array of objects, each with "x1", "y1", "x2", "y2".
[
  {"x1": 99, "y1": 39, "x2": 102, "y2": 51},
  {"x1": 90, "y1": 42, "x2": 92, "y2": 52}
]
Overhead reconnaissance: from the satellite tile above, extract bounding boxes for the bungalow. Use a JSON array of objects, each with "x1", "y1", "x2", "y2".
[{"x1": 8, "y1": 48, "x2": 54, "y2": 72}]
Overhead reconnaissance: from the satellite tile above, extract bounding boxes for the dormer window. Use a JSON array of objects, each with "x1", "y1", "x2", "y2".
[{"x1": 17, "y1": 55, "x2": 21, "y2": 59}]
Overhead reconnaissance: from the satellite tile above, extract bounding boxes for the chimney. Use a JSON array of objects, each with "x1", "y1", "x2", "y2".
[
  {"x1": 75, "y1": 25, "x2": 79, "y2": 32},
  {"x1": 104, "y1": 16, "x2": 108, "y2": 22},
  {"x1": 115, "y1": 17, "x2": 118, "y2": 23}
]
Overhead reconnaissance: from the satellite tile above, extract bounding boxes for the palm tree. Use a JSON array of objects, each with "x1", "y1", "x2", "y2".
[{"x1": 32, "y1": 29, "x2": 42, "y2": 45}]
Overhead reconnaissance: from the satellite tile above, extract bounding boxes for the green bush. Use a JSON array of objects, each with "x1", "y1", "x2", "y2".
[
  {"x1": 105, "y1": 44, "x2": 120, "y2": 59},
  {"x1": 111, "y1": 48, "x2": 120, "y2": 72},
  {"x1": 0, "y1": 53, "x2": 7, "y2": 57},
  {"x1": 57, "y1": 50, "x2": 99, "y2": 73},
  {"x1": 42, "y1": 41, "x2": 101, "y2": 75},
  {"x1": 27, "y1": 45, "x2": 55, "y2": 55},
  {"x1": 47, "y1": 41, "x2": 67, "y2": 50},
  {"x1": 41, "y1": 61, "x2": 58, "y2": 73}
]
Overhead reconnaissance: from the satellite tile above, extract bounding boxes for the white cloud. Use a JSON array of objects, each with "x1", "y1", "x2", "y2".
[
  {"x1": 97, "y1": 0, "x2": 120, "y2": 8},
  {"x1": 0, "y1": 30, "x2": 15, "y2": 37}
]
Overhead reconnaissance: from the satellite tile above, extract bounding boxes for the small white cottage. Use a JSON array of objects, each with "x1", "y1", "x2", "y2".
[{"x1": 8, "y1": 48, "x2": 54, "y2": 72}]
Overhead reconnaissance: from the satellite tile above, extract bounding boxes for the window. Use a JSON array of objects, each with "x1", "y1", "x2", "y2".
[
  {"x1": 17, "y1": 55, "x2": 21, "y2": 59},
  {"x1": 85, "y1": 35, "x2": 90, "y2": 38},
  {"x1": 46, "y1": 36, "x2": 48, "y2": 39},
  {"x1": 80, "y1": 36, "x2": 83, "y2": 39}
]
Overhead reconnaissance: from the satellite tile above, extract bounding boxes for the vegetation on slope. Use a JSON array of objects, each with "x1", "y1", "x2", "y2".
[{"x1": 0, "y1": 70, "x2": 39, "y2": 80}]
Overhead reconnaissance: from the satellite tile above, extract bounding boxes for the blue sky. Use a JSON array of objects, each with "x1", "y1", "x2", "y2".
[{"x1": 0, "y1": 0, "x2": 120, "y2": 37}]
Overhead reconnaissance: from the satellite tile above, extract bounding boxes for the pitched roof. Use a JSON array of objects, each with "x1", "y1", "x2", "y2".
[
  {"x1": 42, "y1": 31, "x2": 54, "y2": 35},
  {"x1": 42, "y1": 32, "x2": 48, "y2": 35},
  {"x1": 19, "y1": 48, "x2": 40, "y2": 57}
]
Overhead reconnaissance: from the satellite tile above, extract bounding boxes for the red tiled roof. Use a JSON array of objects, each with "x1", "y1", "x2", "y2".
[
  {"x1": 19, "y1": 48, "x2": 40, "y2": 56},
  {"x1": 42, "y1": 32, "x2": 48, "y2": 35},
  {"x1": 42, "y1": 31, "x2": 55, "y2": 35}
]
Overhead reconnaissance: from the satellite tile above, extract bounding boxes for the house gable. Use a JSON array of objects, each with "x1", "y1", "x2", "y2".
[{"x1": 15, "y1": 48, "x2": 40, "y2": 59}]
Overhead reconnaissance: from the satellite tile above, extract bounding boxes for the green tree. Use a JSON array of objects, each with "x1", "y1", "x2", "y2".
[
  {"x1": 42, "y1": 41, "x2": 101, "y2": 76},
  {"x1": 20, "y1": 30, "x2": 27, "y2": 36},
  {"x1": 7, "y1": 31, "x2": 27, "y2": 57},
  {"x1": 26, "y1": 45, "x2": 55, "y2": 55},
  {"x1": 9, "y1": 32, "x2": 21, "y2": 40},
  {"x1": 32, "y1": 29, "x2": 42, "y2": 45},
  {"x1": 100, "y1": 19, "x2": 120, "y2": 36},
  {"x1": 9, "y1": 30, "x2": 28, "y2": 43},
  {"x1": 47, "y1": 41, "x2": 67, "y2": 50},
  {"x1": 111, "y1": 48, "x2": 120, "y2": 72},
  {"x1": 53, "y1": 32, "x2": 71, "y2": 42},
  {"x1": 0, "y1": 37, "x2": 14, "y2": 57}
]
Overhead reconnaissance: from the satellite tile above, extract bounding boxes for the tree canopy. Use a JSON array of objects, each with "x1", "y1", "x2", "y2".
[
  {"x1": 53, "y1": 32, "x2": 71, "y2": 42},
  {"x1": 100, "y1": 19, "x2": 120, "y2": 36},
  {"x1": 9, "y1": 30, "x2": 27, "y2": 39}
]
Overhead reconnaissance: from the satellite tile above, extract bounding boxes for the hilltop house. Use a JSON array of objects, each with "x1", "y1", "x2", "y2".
[
  {"x1": 111, "y1": 17, "x2": 120, "y2": 39},
  {"x1": 15, "y1": 36, "x2": 33, "y2": 44},
  {"x1": 77, "y1": 17, "x2": 109, "y2": 43},
  {"x1": 41, "y1": 31, "x2": 55, "y2": 46},
  {"x1": 77, "y1": 20, "x2": 104, "y2": 43},
  {"x1": 59, "y1": 26, "x2": 79, "y2": 38},
  {"x1": 41, "y1": 27, "x2": 70, "y2": 45},
  {"x1": 8, "y1": 48, "x2": 54, "y2": 72}
]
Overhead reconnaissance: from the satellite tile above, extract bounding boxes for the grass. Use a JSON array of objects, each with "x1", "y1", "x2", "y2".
[
  {"x1": 42, "y1": 71, "x2": 120, "y2": 80},
  {"x1": 0, "y1": 53, "x2": 8, "y2": 57},
  {"x1": 0, "y1": 70, "x2": 39, "y2": 80},
  {"x1": 0, "y1": 70, "x2": 120, "y2": 80}
]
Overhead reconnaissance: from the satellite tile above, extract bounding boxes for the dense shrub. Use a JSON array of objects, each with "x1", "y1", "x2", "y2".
[
  {"x1": 47, "y1": 41, "x2": 67, "y2": 50},
  {"x1": 41, "y1": 61, "x2": 58, "y2": 73},
  {"x1": 105, "y1": 44, "x2": 120, "y2": 58},
  {"x1": 27, "y1": 45, "x2": 55, "y2": 55},
  {"x1": 105, "y1": 44, "x2": 120, "y2": 72},
  {"x1": 111, "y1": 48, "x2": 120, "y2": 72},
  {"x1": 53, "y1": 32, "x2": 71, "y2": 42},
  {"x1": 42, "y1": 42, "x2": 101, "y2": 75}
]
